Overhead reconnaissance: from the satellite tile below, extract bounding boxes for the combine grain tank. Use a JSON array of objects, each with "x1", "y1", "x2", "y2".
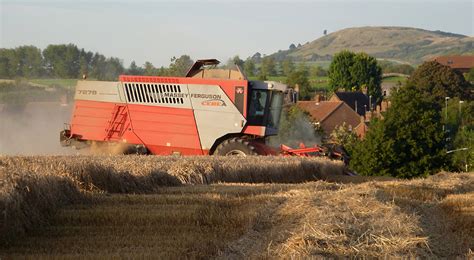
[{"x1": 60, "y1": 59, "x2": 287, "y2": 155}]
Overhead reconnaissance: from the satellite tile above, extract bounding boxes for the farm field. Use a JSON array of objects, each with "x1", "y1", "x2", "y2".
[{"x1": 0, "y1": 155, "x2": 472, "y2": 258}]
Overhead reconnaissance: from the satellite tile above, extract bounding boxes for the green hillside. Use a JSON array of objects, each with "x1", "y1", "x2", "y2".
[{"x1": 270, "y1": 27, "x2": 473, "y2": 64}]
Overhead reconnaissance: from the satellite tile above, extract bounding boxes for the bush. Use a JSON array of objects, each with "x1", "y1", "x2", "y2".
[{"x1": 350, "y1": 85, "x2": 448, "y2": 178}]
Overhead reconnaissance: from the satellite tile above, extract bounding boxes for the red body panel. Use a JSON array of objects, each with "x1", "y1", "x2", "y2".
[
  {"x1": 242, "y1": 125, "x2": 266, "y2": 136},
  {"x1": 126, "y1": 104, "x2": 202, "y2": 155},
  {"x1": 70, "y1": 100, "x2": 203, "y2": 155}
]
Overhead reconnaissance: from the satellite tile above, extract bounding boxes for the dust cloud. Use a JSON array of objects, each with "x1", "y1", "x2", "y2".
[
  {"x1": 0, "y1": 102, "x2": 76, "y2": 155},
  {"x1": 268, "y1": 107, "x2": 322, "y2": 148}
]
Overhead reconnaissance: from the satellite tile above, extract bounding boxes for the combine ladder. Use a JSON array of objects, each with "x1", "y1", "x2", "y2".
[{"x1": 104, "y1": 105, "x2": 127, "y2": 141}]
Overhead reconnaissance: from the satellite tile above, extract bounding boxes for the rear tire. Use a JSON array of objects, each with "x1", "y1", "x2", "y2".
[{"x1": 214, "y1": 138, "x2": 257, "y2": 156}]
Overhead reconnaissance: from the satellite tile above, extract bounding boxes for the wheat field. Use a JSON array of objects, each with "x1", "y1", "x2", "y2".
[{"x1": 0, "y1": 155, "x2": 472, "y2": 258}]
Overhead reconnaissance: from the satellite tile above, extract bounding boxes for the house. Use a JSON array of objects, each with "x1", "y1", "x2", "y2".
[
  {"x1": 433, "y1": 55, "x2": 474, "y2": 73},
  {"x1": 329, "y1": 91, "x2": 375, "y2": 116},
  {"x1": 381, "y1": 82, "x2": 400, "y2": 97},
  {"x1": 297, "y1": 101, "x2": 366, "y2": 138}
]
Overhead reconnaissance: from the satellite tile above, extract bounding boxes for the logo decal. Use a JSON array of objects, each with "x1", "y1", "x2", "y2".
[{"x1": 201, "y1": 99, "x2": 226, "y2": 107}]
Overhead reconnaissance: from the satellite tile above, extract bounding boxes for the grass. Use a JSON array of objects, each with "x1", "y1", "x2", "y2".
[
  {"x1": 0, "y1": 155, "x2": 472, "y2": 258},
  {"x1": 0, "y1": 81, "x2": 72, "y2": 108},
  {"x1": 382, "y1": 76, "x2": 408, "y2": 83},
  {"x1": 29, "y1": 78, "x2": 78, "y2": 88}
]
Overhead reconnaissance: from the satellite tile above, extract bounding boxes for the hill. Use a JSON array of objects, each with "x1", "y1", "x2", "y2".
[{"x1": 269, "y1": 27, "x2": 474, "y2": 64}]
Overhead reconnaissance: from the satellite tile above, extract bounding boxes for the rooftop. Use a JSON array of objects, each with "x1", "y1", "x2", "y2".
[
  {"x1": 433, "y1": 55, "x2": 474, "y2": 70},
  {"x1": 331, "y1": 91, "x2": 372, "y2": 116},
  {"x1": 297, "y1": 101, "x2": 343, "y2": 122}
]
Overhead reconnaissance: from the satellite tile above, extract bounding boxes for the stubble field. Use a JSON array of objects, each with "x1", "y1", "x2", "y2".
[{"x1": 0, "y1": 155, "x2": 472, "y2": 258}]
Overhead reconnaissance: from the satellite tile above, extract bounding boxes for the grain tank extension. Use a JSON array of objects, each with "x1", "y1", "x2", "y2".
[{"x1": 60, "y1": 59, "x2": 287, "y2": 155}]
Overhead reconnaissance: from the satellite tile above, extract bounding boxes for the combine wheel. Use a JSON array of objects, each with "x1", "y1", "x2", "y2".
[{"x1": 214, "y1": 138, "x2": 257, "y2": 156}]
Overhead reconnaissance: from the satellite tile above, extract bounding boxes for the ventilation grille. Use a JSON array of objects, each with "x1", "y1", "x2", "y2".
[{"x1": 124, "y1": 83, "x2": 184, "y2": 104}]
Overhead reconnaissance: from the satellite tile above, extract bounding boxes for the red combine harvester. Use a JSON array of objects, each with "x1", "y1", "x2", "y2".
[
  {"x1": 61, "y1": 59, "x2": 283, "y2": 155},
  {"x1": 60, "y1": 59, "x2": 339, "y2": 158}
]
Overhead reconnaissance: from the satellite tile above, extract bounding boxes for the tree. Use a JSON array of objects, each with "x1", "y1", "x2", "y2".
[
  {"x1": 409, "y1": 61, "x2": 472, "y2": 105},
  {"x1": 43, "y1": 44, "x2": 81, "y2": 78},
  {"x1": 89, "y1": 53, "x2": 106, "y2": 79},
  {"x1": 329, "y1": 122, "x2": 358, "y2": 154},
  {"x1": 143, "y1": 61, "x2": 156, "y2": 76},
  {"x1": 250, "y1": 52, "x2": 262, "y2": 63},
  {"x1": 243, "y1": 59, "x2": 256, "y2": 77},
  {"x1": 287, "y1": 64, "x2": 311, "y2": 100},
  {"x1": 379, "y1": 61, "x2": 414, "y2": 75},
  {"x1": 443, "y1": 98, "x2": 474, "y2": 171},
  {"x1": 350, "y1": 53, "x2": 382, "y2": 102},
  {"x1": 259, "y1": 56, "x2": 276, "y2": 79},
  {"x1": 79, "y1": 48, "x2": 93, "y2": 77},
  {"x1": 328, "y1": 50, "x2": 383, "y2": 102},
  {"x1": 15, "y1": 46, "x2": 43, "y2": 78},
  {"x1": 169, "y1": 55, "x2": 193, "y2": 76},
  {"x1": 328, "y1": 50, "x2": 356, "y2": 91},
  {"x1": 281, "y1": 59, "x2": 295, "y2": 77},
  {"x1": 289, "y1": 43, "x2": 296, "y2": 50},
  {"x1": 127, "y1": 61, "x2": 143, "y2": 75},
  {"x1": 467, "y1": 68, "x2": 474, "y2": 82},
  {"x1": 0, "y1": 49, "x2": 17, "y2": 78},
  {"x1": 156, "y1": 66, "x2": 169, "y2": 76},
  {"x1": 103, "y1": 57, "x2": 124, "y2": 81},
  {"x1": 311, "y1": 66, "x2": 327, "y2": 77},
  {"x1": 350, "y1": 84, "x2": 448, "y2": 178},
  {"x1": 232, "y1": 55, "x2": 244, "y2": 67},
  {"x1": 452, "y1": 127, "x2": 473, "y2": 172}
]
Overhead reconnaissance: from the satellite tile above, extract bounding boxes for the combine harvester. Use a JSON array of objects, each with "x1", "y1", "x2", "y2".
[{"x1": 60, "y1": 59, "x2": 344, "y2": 160}]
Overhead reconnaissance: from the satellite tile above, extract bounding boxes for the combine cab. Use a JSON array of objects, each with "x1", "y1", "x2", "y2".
[{"x1": 61, "y1": 59, "x2": 287, "y2": 155}]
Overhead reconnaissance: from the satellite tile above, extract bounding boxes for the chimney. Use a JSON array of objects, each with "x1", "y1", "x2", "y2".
[
  {"x1": 365, "y1": 111, "x2": 372, "y2": 122},
  {"x1": 313, "y1": 94, "x2": 323, "y2": 102}
]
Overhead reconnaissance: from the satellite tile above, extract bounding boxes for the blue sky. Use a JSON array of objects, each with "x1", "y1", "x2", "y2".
[{"x1": 1, "y1": 0, "x2": 473, "y2": 67}]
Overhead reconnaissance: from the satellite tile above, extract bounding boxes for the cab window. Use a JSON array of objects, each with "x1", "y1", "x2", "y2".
[{"x1": 247, "y1": 90, "x2": 268, "y2": 125}]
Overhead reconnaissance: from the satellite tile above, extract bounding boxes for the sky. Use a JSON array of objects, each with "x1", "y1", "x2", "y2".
[{"x1": 1, "y1": 0, "x2": 473, "y2": 67}]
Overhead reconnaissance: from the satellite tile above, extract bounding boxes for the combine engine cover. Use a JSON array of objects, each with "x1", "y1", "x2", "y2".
[{"x1": 62, "y1": 59, "x2": 287, "y2": 155}]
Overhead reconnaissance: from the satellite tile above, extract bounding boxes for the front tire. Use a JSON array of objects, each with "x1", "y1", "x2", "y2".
[{"x1": 214, "y1": 138, "x2": 257, "y2": 156}]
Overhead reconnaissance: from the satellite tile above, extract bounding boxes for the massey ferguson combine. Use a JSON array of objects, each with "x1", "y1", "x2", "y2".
[{"x1": 61, "y1": 59, "x2": 292, "y2": 156}]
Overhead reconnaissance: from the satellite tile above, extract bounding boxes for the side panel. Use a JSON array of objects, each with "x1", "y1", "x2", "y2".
[
  {"x1": 126, "y1": 104, "x2": 202, "y2": 155},
  {"x1": 69, "y1": 100, "x2": 141, "y2": 144},
  {"x1": 188, "y1": 84, "x2": 246, "y2": 150},
  {"x1": 75, "y1": 80, "x2": 124, "y2": 103}
]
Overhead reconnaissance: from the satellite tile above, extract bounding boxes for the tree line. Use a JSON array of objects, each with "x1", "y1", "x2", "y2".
[{"x1": 0, "y1": 44, "x2": 195, "y2": 80}]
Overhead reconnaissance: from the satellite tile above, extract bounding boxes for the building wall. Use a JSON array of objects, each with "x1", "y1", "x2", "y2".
[{"x1": 321, "y1": 103, "x2": 360, "y2": 135}]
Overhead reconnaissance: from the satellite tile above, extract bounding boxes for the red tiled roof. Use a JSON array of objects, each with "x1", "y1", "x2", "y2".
[
  {"x1": 297, "y1": 101, "x2": 343, "y2": 122},
  {"x1": 433, "y1": 55, "x2": 474, "y2": 69}
]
